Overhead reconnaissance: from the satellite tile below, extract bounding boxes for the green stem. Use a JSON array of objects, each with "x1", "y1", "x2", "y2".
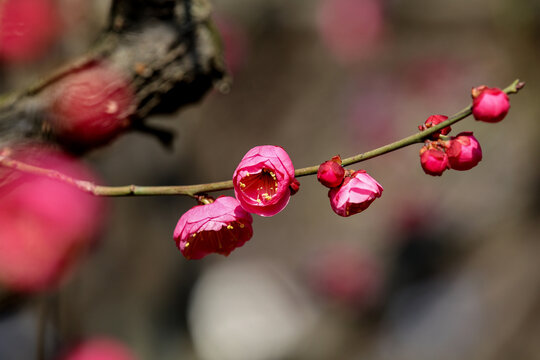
[{"x1": 0, "y1": 79, "x2": 525, "y2": 197}]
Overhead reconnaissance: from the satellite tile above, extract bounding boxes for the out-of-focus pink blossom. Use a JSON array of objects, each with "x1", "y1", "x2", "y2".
[
  {"x1": 214, "y1": 16, "x2": 248, "y2": 75},
  {"x1": 419, "y1": 145, "x2": 449, "y2": 176},
  {"x1": 316, "y1": 0, "x2": 385, "y2": 64},
  {"x1": 418, "y1": 114, "x2": 451, "y2": 140},
  {"x1": 50, "y1": 64, "x2": 134, "y2": 148},
  {"x1": 471, "y1": 86, "x2": 510, "y2": 123},
  {"x1": 402, "y1": 58, "x2": 465, "y2": 101},
  {"x1": 308, "y1": 246, "x2": 382, "y2": 307},
  {"x1": 0, "y1": 146, "x2": 103, "y2": 292},
  {"x1": 61, "y1": 337, "x2": 137, "y2": 360},
  {"x1": 446, "y1": 132, "x2": 482, "y2": 171},
  {"x1": 0, "y1": 0, "x2": 61, "y2": 63},
  {"x1": 174, "y1": 196, "x2": 253, "y2": 260},
  {"x1": 328, "y1": 170, "x2": 383, "y2": 217},
  {"x1": 233, "y1": 145, "x2": 297, "y2": 217},
  {"x1": 317, "y1": 155, "x2": 345, "y2": 188},
  {"x1": 346, "y1": 76, "x2": 398, "y2": 147}
]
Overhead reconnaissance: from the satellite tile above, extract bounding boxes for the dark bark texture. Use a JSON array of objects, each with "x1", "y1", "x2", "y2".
[{"x1": 0, "y1": 0, "x2": 227, "y2": 152}]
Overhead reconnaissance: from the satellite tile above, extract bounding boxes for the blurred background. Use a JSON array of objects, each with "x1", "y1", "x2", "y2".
[{"x1": 1, "y1": 0, "x2": 540, "y2": 359}]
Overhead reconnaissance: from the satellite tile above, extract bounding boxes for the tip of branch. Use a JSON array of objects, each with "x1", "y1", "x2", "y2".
[{"x1": 504, "y1": 79, "x2": 526, "y2": 95}]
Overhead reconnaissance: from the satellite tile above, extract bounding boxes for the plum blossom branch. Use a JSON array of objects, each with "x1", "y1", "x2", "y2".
[{"x1": 0, "y1": 80, "x2": 525, "y2": 198}]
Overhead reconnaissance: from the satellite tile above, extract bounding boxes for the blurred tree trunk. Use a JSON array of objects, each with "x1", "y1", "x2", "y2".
[{"x1": 0, "y1": 0, "x2": 227, "y2": 152}]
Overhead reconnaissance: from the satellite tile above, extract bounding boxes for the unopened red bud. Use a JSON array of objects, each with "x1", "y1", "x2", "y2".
[
  {"x1": 446, "y1": 132, "x2": 482, "y2": 171},
  {"x1": 419, "y1": 145, "x2": 448, "y2": 176},
  {"x1": 419, "y1": 114, "x2": 451, "y2": 139},
  {"x1": 317, "y1": 155, "x2": 345, "y2": 188},
  {"x1": 50, "y1": 64, "x2": 135, "y2": 148},
  {"x1": 289, "y1": 178, "x2": 301, "y2": 195},
  {"x1": 471, "y1": 86, "x2": 510, "y2": 123}
]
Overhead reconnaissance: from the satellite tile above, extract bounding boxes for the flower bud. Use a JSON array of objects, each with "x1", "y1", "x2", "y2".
[
  {"x1": 233, "y1": 145, "x2": 297, "y2": 216},
  {"x1": 174, "y1": 197, "x2": 253, "y2": 260},
  {"x1": 418, "y1": 114, "x2": 451, "y2": 140},
  {"x1": 50, "y1": 64, "x2": 135, "y2": 148},
  {"x1": 471, "y1": 85, "x2": 510, "y2": 123},
  {"x1": 317, "y1": 155, "x2": 345, "y2": 188},
  {"x1": 446, "y1": 132, "x2": 482, "y2": 171},
  {"x1": 328, "y1": 170, "x2": 383, "y2": 217},
  {"x1": 419, "y1": 144, "x2": 449, "y2": 176},
  {"x1": 289, "y1": 178, "x2": 301, "y2": 195}
]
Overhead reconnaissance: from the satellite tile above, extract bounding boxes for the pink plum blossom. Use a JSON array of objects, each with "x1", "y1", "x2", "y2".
[
  {"x1": 418, "y1": 114, "x2": 451, "y2": 140},
  {"x1": 419, "y1": 145, "x2": 449, "y2": 176},
  {"x1": 471, "y1": 86, "x2": 510, "y2": 123},
  {"x1": 316, "y1": 0, "x2": 385, "y2": 63},
  {"x1": 308, "y1": 246, "x2": 382, "y2": 307},
  {"x1": 60, "y1": 337, "x2": 137, "y2": 360},
  {"x1": 446, "y1": 132, "x2": 482, "y2": 171},
  {"x1": 317, "y1": 155, "x2": 345, "y2": 188},
  {"x1": 174, "y1": 196, "x2": 253, "y2": 260},
  {"x1": 328, "y1": 170, "x2": 383, "y2": 217},
  {"x1": 0, "y1": 0, "x2": 61, "y2": 63},
  {"x1": 233, "y1": 145, "x2": 298, "y2": 217},
  {"x1": 50, "y1": 64, "x2": 134, "y2": 149},
  {"x1": 0, "y1": 146, "x2": 103, "y2": 292}
]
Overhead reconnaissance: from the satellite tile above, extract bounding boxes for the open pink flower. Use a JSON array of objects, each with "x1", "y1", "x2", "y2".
[
  {"x1": 0, "y1": 146, "x2": 103, "y2": 292},
  {"x1": 446, "y1": 132, "x2": 482, "y2": 171},
  {"x1": 233, "y1": 145, "x2": 297, "y2": 216},
  {"x1": 471, "y1": 86, "x2": 510, "y2": 123},
  {"x1": 174, "y1": 197, "x2": 253, "y2": 260},
  {"x1": 328, "y1": 170, "x2": 383, "y2": 217},
  {"x1": 419, "y1": 145, "x2": 449, "y2": 176},
  {"x1": 61, "y1": 337, "x2": 137, "y2": 360}
]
